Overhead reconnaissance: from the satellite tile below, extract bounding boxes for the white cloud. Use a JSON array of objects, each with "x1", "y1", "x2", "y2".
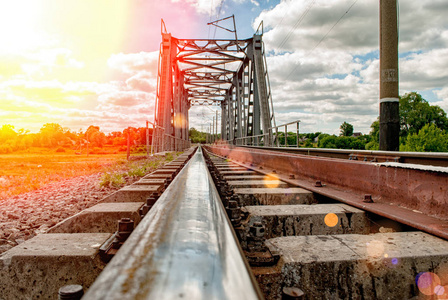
[
  {"x1": 108, "y1": 51, "x2": 159, "y2": 75},
  {"x1": 242, "y1": 0, "x2": 448, "y2": 134}
]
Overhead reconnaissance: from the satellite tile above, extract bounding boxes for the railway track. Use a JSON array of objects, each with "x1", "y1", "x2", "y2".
[{"x1": 1, "y1": 145, "x2": 448, "y2": 299}]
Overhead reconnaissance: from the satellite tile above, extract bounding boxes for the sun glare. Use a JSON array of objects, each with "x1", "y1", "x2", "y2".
[{"x1": 0, "y1": 0, "x2": 44, "y2": 53}]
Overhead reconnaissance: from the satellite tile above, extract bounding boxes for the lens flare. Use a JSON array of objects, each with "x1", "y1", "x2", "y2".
[
  {"x1": 434, "y1": 285, "x2": 445, "y2": 296},
  {"x1": 324, "y1": 213, "x2": 338, "y2": 227},
  {"x1": 263, "y1": 173, "x2": 279, "y2": 188},
  {"x1": 416, "y1": 272, "x2": 441, "y2": 296},
  {"x1": 366, "y1": 240, "x2": 385, "y2": 258}
]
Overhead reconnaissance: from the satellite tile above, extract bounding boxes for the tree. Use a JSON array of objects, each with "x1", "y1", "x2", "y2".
[
  {"x1": 400, "y1": 92, "x2": 448, "y2": 137},
  {"x1": 340, "y1": 122, "x2": 354, "y2": 137},
  {"x1": 401, "y1": 124, "x2": 448, "y2": 152},
  {"x1": 189, "y1": 128, "x2": 206, "y2": 143},
  {"x1": 39, "y1": 123, "x2": 66, "y2": 147},
  {"x1": 365, "y1": 118, "x2": 379, "y2": 150},
  {"x1": 85, "y1": 125, "x2": 106, "y2": 148},
  {"x1": 0, "y1": 125, "x2": 17, "y2": 142}
]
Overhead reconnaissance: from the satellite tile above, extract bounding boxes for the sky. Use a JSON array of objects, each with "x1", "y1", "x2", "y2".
[{"x1": 1, "y1": 0, "x2": 447, "y2": 135}]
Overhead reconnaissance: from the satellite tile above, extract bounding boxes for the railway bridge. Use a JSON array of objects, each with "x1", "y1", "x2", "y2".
[{"x1": 2, "y1": 11, "x2": 448, "y2": 300}]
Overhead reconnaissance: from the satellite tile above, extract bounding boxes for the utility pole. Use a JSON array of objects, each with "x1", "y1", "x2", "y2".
[
  {"x1": 146, "y1": 121, "x2": 150, "y2": 158},
  {"x1": 379, "y1": 0, "x2": 399, "y2": 151},
  {"x1": 215, "y1": 110, "x2": 218, "y2": 143},
  {"x1": 212, "y1": 119, "x2": 214, "y2": 143}
]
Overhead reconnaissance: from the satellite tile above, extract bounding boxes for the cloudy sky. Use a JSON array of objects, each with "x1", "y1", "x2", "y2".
[{"x1": 1, "y1": 0, "x2": 447, "y2": 135}]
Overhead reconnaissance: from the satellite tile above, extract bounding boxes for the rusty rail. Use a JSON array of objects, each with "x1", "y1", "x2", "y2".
[
  {"x1": 83, "y1": 146, "x2": 262, "y2": 300},
  {"x1": 206, "y1": 145, "x2": 448, "y2": 241},
  {"x1": 241, "y1": 145, "x2": 448, "y2": 167}
]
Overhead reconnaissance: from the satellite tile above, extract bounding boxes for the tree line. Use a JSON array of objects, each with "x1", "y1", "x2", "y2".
[{"x1": 0, "y1": 123, "x2": 153, "y2": 154}]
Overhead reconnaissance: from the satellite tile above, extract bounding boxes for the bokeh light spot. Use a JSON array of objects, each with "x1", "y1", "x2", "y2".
[
  {"x1": 416, "y1": 272, "x2": 441, "y2": 296},
  {"x1": 324, "y1": 213, "x2": 338, "y2": 227},
  {"x1": 391, "y1": 258, "x2": 398, "y2": 265},
  {"x1": 264, "y1": 173, "x2": 279, "y2": 188},
  {"x1": 434, "y1": 285, "x2": 445, "y2": 296},
  {"x1": 366, "y1": 240, "x2": 385, "y2": 258}
]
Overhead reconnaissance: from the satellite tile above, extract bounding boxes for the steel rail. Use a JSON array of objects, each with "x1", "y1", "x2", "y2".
[
  {"x1": 206, "y1": 145, "x2": 448, "y2": 241},
  {"x1": 83, "y1": 146, "x2": 262, "y2": 300},
  {"x1": 240, "y1": 145, "x2": 448, "y2": 167}
]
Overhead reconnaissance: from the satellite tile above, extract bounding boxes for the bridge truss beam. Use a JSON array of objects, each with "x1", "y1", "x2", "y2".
[{"x1": 153, "y1": 21, "x2": 275, "y2": 151}]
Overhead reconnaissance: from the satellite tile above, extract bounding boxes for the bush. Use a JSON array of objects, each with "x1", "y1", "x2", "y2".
[{"x1": 401, "y1": 124, "x2": 448, "y2": 152}]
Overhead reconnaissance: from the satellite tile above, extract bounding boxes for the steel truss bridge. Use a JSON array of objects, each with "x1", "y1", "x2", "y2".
[{"x1": 153, "y1": 19, "x2": 275, "y2": 152}]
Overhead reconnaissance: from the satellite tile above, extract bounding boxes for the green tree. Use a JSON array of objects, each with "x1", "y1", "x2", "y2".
[
  {"x1": 365, "y1": 118, "x2": 379, "y2": 150},
  {"x1": 340, "y1": 122, "x2": 354, "y2": 137},
  {"x1": 401, "y1": 124, "x2": 448, "y2": 152},
  {"x1": 400, "y1": 92, "x2": 448, "y2": 137},
  {"x1": 189, "y1": 128, "x2": 206, "y2": 143}
]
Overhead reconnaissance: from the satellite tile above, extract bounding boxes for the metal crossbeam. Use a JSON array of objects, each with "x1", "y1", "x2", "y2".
[{"x1": 153, "y1": 19, "x2": 276, "y2": 151}]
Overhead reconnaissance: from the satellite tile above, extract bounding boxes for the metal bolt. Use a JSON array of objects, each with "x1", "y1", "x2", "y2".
[
  {"x1": 118, "y1": 218, "x2": 133, "y2": 232},
  {"x1": 228, "y1": 200, "x2": 239, "y2": 209},
  {"x1": 58, "y1": 284, "x2": 84, "y2": 300},
  {"x1": 315, "y1": 180, "x2": 323, "y2": 187},
  {"x1": 250, "y1": 222, "x2": 265, "y2": 238},
  {"x1": 282, "y1": 287, "x2": 304, "y2": 300},
  {"x1": 117, "y1": 218, "x2": 134, "y2": 242},
  {"x1": 363, "y1": 194, "x2": 374, "y2": 203}
]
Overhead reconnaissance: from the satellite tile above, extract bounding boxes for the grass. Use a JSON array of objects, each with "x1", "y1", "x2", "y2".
[{"x1": 0, "y1": 147, "x2": 181, "y2": 200}]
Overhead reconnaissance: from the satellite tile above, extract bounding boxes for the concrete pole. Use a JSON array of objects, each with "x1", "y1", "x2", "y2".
[
  {"x1": 379, "y1": 0, "x2": 400, "y2": 151},
  {"x1": 146, "y1": 121, "x2": 149, "y2": 158},
  {"x1": 212, "y1": 119, "x2": 214, "y2": 143},
  {"x1": 216, "y1": 110, "x2": 218, "y2": 143}
]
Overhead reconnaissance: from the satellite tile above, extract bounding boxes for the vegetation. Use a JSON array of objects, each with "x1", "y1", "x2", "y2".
[
  {"x1": 340, "y1": 122, "x2": 354, "y2": 137},
  {"x1": 189, "y1": 128, "x2": 206, "y2": 143},
  {"x1": 0, "y1": 150, "x2": 121, "y2": 200},
  {"x1": 98, "y1": 152, "x2": 180, "y2": 188},
  {"x1": 0, "y1": 123, "x2": 153, "y2": 154},
  {"x1": 401, "y1": 124, "x2": 448, "y2": 152}
]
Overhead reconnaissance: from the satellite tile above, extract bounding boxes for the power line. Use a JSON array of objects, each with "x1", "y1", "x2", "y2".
[
  {"x1": 277, "y1": 0, "x2": 316, "y2": 49},
  {"x1": 285, "y1": 0, "x2": 359, "y2": 80},
  {"x1": 311, "y1": 0, "x2": 359, "y2": 52},
  {"x1": 207, "y1": 0, "x2": 214, "y2": 39},
  {"x1": 213, "y1": 0, "x2": 225, "y2": 39}
]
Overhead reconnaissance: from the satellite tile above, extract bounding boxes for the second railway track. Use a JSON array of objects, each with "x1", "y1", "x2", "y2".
[{"x1": 202, "y1": 146, "x2": 448, "y2": 299}]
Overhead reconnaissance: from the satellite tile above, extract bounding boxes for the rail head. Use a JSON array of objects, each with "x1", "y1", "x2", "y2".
[
  {"x1": 239, "y1": 145, "x2": 448, "y2": 167},
  {"x1": 83, "y1": 146, "x2": 262, "y2": 300}
]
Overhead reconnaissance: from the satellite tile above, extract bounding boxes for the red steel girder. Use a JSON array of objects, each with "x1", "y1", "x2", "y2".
[{"x1": 206, "y1": 145, "x2": 448, "y2": 240}]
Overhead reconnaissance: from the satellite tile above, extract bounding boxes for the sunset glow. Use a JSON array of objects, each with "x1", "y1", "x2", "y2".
[{"x1": 0, "y1": 0, "x2": 202, "y2": 133}]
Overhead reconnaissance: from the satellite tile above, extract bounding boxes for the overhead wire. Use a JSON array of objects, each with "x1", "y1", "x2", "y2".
[
  {"x1": 285, "y1": 0, "x2": 359, "y2": 80},
  {"x1": 277, "y1": 0, "x2": 316, "y2": 49},
  {"x1": 213, "y1": 0, "x2": 225, "y2": 39}
]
